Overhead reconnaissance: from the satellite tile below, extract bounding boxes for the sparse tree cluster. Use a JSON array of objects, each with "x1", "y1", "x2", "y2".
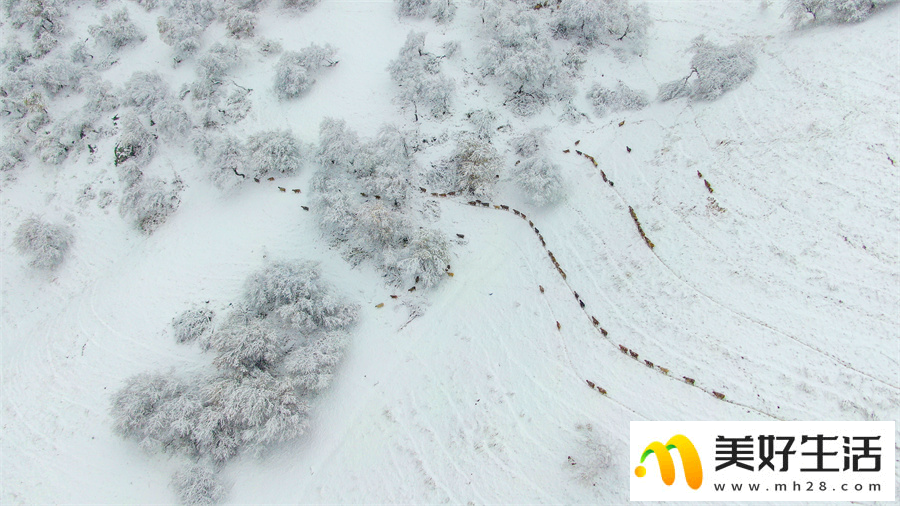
[
  {"x1": 273, "y1": 44, "x2": 337, "y2": 100},
  {"x1": 14, "y1": 216, "x2": 74, "y2": 270},
  {"x1": 388, "y1": 32, "x2": 454, "y2": 121},
  {"x1": 112, "y1": 261, "x2": 357, "y2": 503},
  {"x1": 658, "y1": 37, "x2": 756, "y2": 102},
  {"x1": 312, "y1": 118, "x2": 451, "y2": 288},
  {"x1": 786, "y1": 0, "x2": 895, "y2": 27}
]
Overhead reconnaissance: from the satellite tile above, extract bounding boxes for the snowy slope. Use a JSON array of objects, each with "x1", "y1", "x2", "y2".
[{"x1": 2, "y1": 0, "x2": 898, "y2": 504}]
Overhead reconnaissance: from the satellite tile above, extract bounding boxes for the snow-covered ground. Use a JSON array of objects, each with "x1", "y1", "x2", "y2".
[{"x1": 2, "y1": 0, "x2": 898, "y2": 503}]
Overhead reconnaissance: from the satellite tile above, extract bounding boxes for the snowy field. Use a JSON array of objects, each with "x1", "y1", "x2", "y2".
[{"x1": 1, "y1": 0, "x2": 898, "y2": 503}]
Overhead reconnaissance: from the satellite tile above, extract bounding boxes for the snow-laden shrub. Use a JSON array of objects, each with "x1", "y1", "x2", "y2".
[
  {"x1": 397, "y1": 228, "x2": 450, "y2": 288},
  {"x1": 448, "y1": 135, "x2": 501, "y2": 197},
  {"x1": 553, "y1": 0, "x2": 651, "y2": 52},
  {"x1": 131, "y1": 0, "x2": 160, "y2": 11},
  {"x1": 124, "y1": 71, "x2": 169, "y2": 111},
  {"x1": 513, "y1": 156, "x2": 564, "y2": 206},
  {"x1": 89, "y1": 8, "x2": 146, "y2": 49},
  {"x1": 225, "y1": 8, "x2": 256, "y2": 38},
  {"x1": 466, "y1": 109, "x2": 497, "y2": 140},
  {"x1": 14, "y1": 216, "x2": 74, "y2": 270},
  {"x1": 120, "y1": 175, "x2": 184, "y2": 233},
  {"x1": 511, "y1": 128, "x2": 547, "y2": 158},
  {"x1": 586, "y1": 82, "x2": 649, "y2": 117},
  {"x1": 786, "y1": 0, "x2": 895, "y2": 27},
  {"x1": 171, "y1": 464, "x2": 225, "y2": 505},
  {"x1": 173, "y1": 308, "x2": 215, "y2": 344},
  {"x1": 246, "y1": 130, "x2": 305, "y2": 178},
  {"x1": 115, "y1": 115, "x2": 156, "y2": 169},
  {"x1": 0, "y1": 136, "x2": 28, "y2": 173},
  {"x1": 34, "y1": 118, "x2": 79, "y2": 165},
  {"x1": 659, "y1": 37, "x2": 756, "y2": 102},
  {"x1": 273, "y1": 44, "x2": 337, "y2": 100},
  {"x1": 388, "y1": 31, "x2": 454, "y2": 120},
  {"x1": 84, "y1": 78, "x2": 120, "y2": 112},
  {"x1": 282, "y1": 0, "x2": 319, "y2": 10}
]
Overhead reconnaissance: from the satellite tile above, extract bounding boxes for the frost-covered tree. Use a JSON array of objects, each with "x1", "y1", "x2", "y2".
[
  {"x1": 586, "y1": 82, "x2": 648, "y2": 117},
  {"x1": 150, "y1": 99, "x2": 192, "y2": 139},
  {"x1": 397, "y1": 228, "x2": 450, "y2": 288},
  {"x1": 193, "y1": 42, "x2": 242, "y2": 99},
  {"x1": 111, "y1": 372, "x2": 202, "y2": 452},
  {"x1": 157, "y1": 17, "x2": 203, "y2": 65},
  {"x1": 173, "y1": 308, "x2": 215, "y2": 344},
  {"x1": 658, "y1": 37, "x2": 756, "y2": 102},
  {"x1": 316, "y1": 117, "x2": 362, "y2": 171},
  {"x1": 14, "y1": 216, "x2": 73, "y2": 270},
  {"x1": 480, "y1": 5, "x2": 560, "y2": 115},
  {"x1": 273, "y1": 44, "x2": 337, "y2": 100},
  {"x1": 246, "y1": 130, "x2": 305, "y2": 178},
  {"x1": 388, "y1": 31, "x2": 454, "y2": 120},
  {"x1": 243, "y1": 260, "x2": 329, "y2": 315},
  {"x1": 204, "y1": 135, "x2": 248, "y2": 187},
  {"x1": 197, "y1": 372, "x2": 309, "y2": 456},
  {"x1": 553, "y1": 0, "x2": 651, "y2": 52},
  {"x1": 514, "y1": 156, "x2": 564, "y2": 206},
  {"x1": 170, "y1": 464, "x2": 226, "y2": 505},
  {"x1": 89, "y1": 8, "x2": 146, "y2": 49},
  {"x1": 448, "y1": 135, "x2": 501, "y2": 197},
  {"x1": 396, "y1": 0, "x2": 455, "y2": 22},
  {"x1": 206, "y1": 314, "x2": 287, "y2": 375},
  {"x1": 283, "y1": 331, "x2": 347, "y2": 395}
]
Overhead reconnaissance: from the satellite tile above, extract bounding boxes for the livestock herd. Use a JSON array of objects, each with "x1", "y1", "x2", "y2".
[{"x1": 257, "y1": 138, "x2": 729, "y2": 404}]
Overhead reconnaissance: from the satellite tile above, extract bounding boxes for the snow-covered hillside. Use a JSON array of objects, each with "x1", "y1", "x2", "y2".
[{"x1": 2, "y1": 0, "x2": 898, "y2": 503}]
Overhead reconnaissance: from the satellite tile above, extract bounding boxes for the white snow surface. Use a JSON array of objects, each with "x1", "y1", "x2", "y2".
[{"x1": 2, "y1": 0, "x2": 899, "y2": 504}]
